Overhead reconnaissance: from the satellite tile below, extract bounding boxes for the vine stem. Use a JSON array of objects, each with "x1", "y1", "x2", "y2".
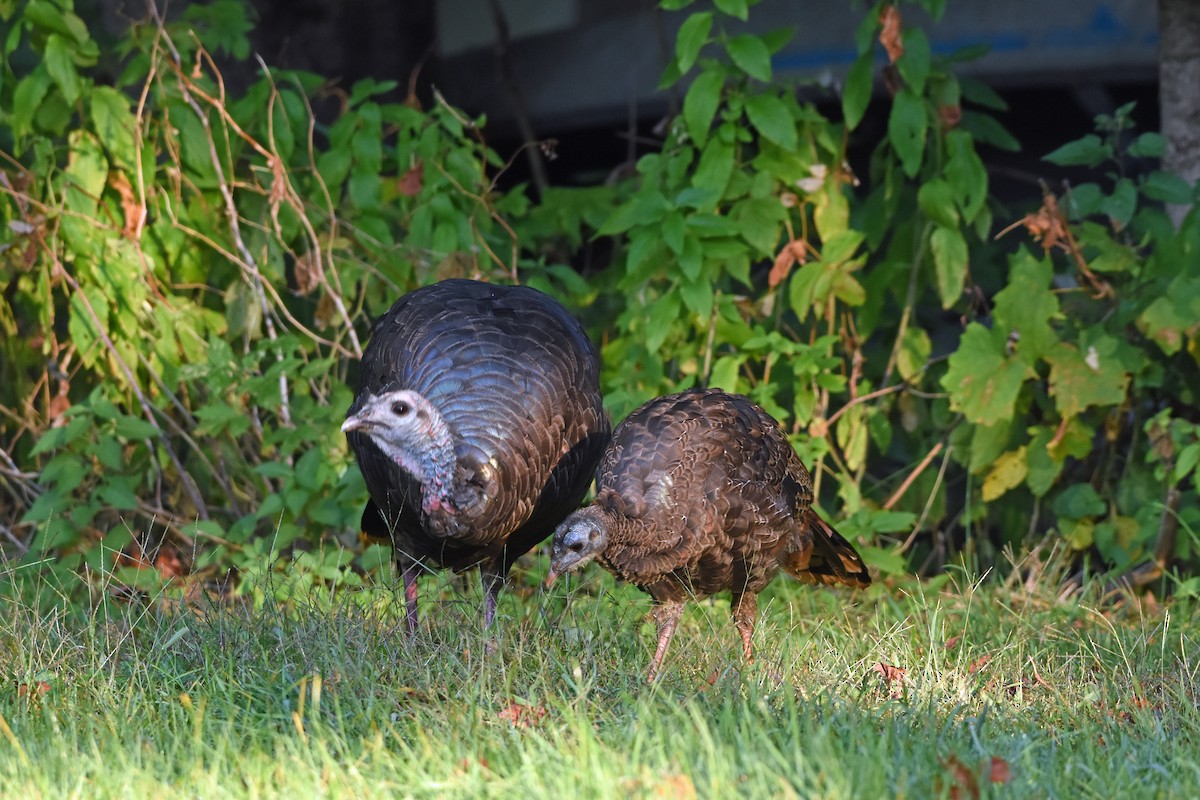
[{"x1": 881, "y1": 220, "x2": 934, "y2": 389}]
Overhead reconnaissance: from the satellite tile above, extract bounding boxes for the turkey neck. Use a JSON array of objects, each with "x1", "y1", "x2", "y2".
[{"x1": 407, "y1": 406, "x2": 459, "y2": 516}]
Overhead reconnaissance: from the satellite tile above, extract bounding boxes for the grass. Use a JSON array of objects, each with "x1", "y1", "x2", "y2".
[{"x1": 2, "y1": 555, "x2": 1199, "y2": 799}]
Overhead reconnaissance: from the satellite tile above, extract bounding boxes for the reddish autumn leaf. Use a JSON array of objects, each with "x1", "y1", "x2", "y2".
[
  {"x1": 938, "y1": 104, "x2": 963, "y2": 129},
  {"x1": 878, "y1": 5, "x2": 904, "y2": 63},
  {"x1": 944, "y1": 635, "x2": 961, "y2": 650},
  {"x1": 942, "y1": 754, "x2": 979, "y2": 800},
  {"x1": 46, "y1": 384, "x2": 71, "y2": 427},
  {"x1": 17, "y1": 681, "x2": 51, "y2": 698},
  {"x1": 497, "y1": 702, "x2": 548, "y2": 728},
  {"x1": 873, "y1": 661, "x2": 908, "y2": 697},
  {"x1": 398, "y1": 161, "x2": 424, "y2": 197},
  {"x1": 155, "y1": 547, "x2": 186, "y2": 579},
  {"x1": 874, "y1": 661, "x2": 907, "y2": 684},
  {"x1": 769, "y1": 240, "x2": 807, "y2": 288},
  {"x1": 109, "y1": 170, "x2": 145, "y2": 239},
  {"x1": 988, "y1": 756, "x2": 1012, "y2": 785},
  {"x1": 968, "y1": 654, "x2": 991, "y2": 674}
]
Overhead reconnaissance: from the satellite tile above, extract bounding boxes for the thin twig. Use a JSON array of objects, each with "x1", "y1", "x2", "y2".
[{"x1": 884, "y1": 441, "x2": 945, "y2": 511}]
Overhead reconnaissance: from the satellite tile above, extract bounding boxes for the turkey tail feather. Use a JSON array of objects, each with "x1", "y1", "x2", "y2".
[{"x1": 782, "y1": 509, "x2": 872, "y2": 589}]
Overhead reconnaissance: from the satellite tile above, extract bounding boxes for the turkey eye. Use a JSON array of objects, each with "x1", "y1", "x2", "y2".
[
  {"x1": 568, "y1": 541, "x2": 584, "y2": 553},
  {"x1": 391, "y1": 401, "x2": 410, "y2": 416}
]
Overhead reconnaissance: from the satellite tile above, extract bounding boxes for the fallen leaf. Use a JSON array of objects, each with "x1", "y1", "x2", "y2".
[
  {"x1": 873, "y1": 661, "x2": 908, "y2": 696},
  {"x1": 944, "y1": 636, "x2": 961, "y2": 650},
  {"x1": 942, "y1": 754, "x2": 978, "y2": 800},
  {"x1": 988, "y1": 756, "x2": 1012, "y2": 785},
  {"x1": 497, "y1": 702, "x2": 548, "y2": 728},
  {"x1": 879, "y1": 5, "x2": 904, "y2": 64},
  {"x1": 17, "y1": 681, "x2": 51, "y2": 698},
  {"x1": 968, "y1": 654, "x2": 991, "y2": 674},
  {"x1": 653, "y1": 774, "x2": 696, "y2": 800}
]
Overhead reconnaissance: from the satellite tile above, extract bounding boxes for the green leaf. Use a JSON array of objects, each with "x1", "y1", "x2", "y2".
[
  {"x1": 1175, "y1": 443, "x2": 1200, "y2": 484},
  {"x1": 725, "y1": 34, "x2": 772, "y2": 82},
  {"x1": 713, "y1": 0, "x2": 748, "y2": 19},
  {"x1": 44, "y1": 33, "x2": 81, "y2": 105},
  {"x1": 679, "y1": 275, "x2": 714, "y2": 318},
  {"x1": 842, "y1": 50, "x2": 874, "y2": 131},
  {"x1": 896, "y1": 28, "x2": 931, "y2": 94},
  {"x1": 1102, "y1": 178, "x2": 1137, "y2": 225},
  {"x1": 675, "y1": 12, "x2": 713, "y2": 74},
  {"x1": 944, "y1": 130, "x2": 988, "y2": 222},
  {"x1": 24, "y1": 0, "x2": 90, "y2": 43},
  {"x1": 1025, "y1": 426, "x2": 1064, "y2": 496},
  {"x1": 89, "y1": 87, "x2": 137, "y2": 169},
  {"x1": 958, "y1": 112, "x2": 1018, "y2": 152},
  {"x1": 709, "y1": 355, "x2": 744, "y2": 394},
  {"x1": 1141, "y1": 171, "x2": 1193, "y2": 204},
  {"x1": 11, "y1": 69, "x2": 52, "y2": 140},
  {"x1": 692, "y1": 137, "x2": 735, "y2": 201},
  {"x1": 734, "y1": 197, "x2": 786, "y2": 256},
  {"x1": 888, "y1": 88, "x2": 927, "y2": 177},
  {"x1": 1045, "y1": 341, "x2": 1130, "y2": 418},
  {"x1": 662, "y1": 211, "x2": 686, "y2": 255},
  {"x1": 1043, "y1": 134, "x2": 1109, "y2": 167},
  {"x1": 683, "y1": 68, "x2": 725, "y2": 148},
  {"x1": 113, "y1": 415, "x2": 159, "y2": 440},
  {"x1": 645, "y1": 291, "x2": 681, "y2": 353},
  {"x1": 992, "y1": 250, "x2": 1059, "y2": 361},
  {"x1": 1126, "y1": 131, "x2": 1165, "y2": 158},
  {"x1": 745, "y1": 93, "x2": 797, "y2": 150},
  {"x1": 1053, "y1": 483, "x2": 1105, "y2": 519},
  {"x1": 940, "y1": 323, "x2": 1032, "y2": 426},
  {"x1": 679, "y1": 236, "x2": 704, "y2": 280},
  {"x1": 917, "y1": 179, "x2": 958, "y2": 227},
  {"x1": 930, "y1": 225, "x2": 967, "y2": 309}
]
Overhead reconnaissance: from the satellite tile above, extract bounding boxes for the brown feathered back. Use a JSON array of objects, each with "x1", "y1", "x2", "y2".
[
  {"x1": 593, "y1": 388, "x2": 869, "y2": 596},
  {"x1": 550, "y1": 387, "x2": 869, "y2": 680}
]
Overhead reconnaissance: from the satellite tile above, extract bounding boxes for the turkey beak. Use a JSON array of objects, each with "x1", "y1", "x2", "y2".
[
  {"x1": 543, "y1": 567, "x2": 559, "y2": 589},
  {"x1": 341, "y1": 412, "x2": 372, "y2": 434}
]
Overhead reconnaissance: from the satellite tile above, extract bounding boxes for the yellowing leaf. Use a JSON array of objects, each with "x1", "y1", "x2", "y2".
[
  {"x1": 982, "y1": 446, "x2": 1028, "y2": 502},
  {"x1": 1045, "y1": 341, "x2": 1129, "y2": 418}
]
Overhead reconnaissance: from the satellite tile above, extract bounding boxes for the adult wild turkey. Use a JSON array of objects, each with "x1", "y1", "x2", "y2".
[
  {"x1": 343, "y1": 279, "x2": 609, "y2": 631},
  {"x1": 545, "y1": 388, "x2": 870, "y2": 681}
]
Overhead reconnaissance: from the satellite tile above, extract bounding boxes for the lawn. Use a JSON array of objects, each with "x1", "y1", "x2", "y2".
[{"x1": 1, "y1": 555, "x2": 1197, "y2": 798}]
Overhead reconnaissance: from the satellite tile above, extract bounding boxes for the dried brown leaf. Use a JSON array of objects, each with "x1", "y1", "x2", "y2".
[
  {"x1": 109, "y1": 170, "x2": 145, "y2": 239},
  {"x1": 944, "y1": 635, "x2": 961, "y2": 650},
  {"x1": 988, "y1": 756, "x2": 1012, "y2": 785},
  {"x1": 398, "y1": 161, "x2": 424, "y2": 197},
  {"x1": 938, "y1": 104, "x2": 962, "y2": 129},
  {"x1": 653, "y1": 774, "x2": 696, "y2": 800},
  {"x1": 879, "y1": 5, "x2": 904, "y2": 63},
  {"x1": 497, "y1": 702, "x2": 548, "y2": 728},
  {"x1": 769, "y1": 240, "x2": 807, "y2": 288},
  {"x1": 873, "y1": 661, "x2": 908, "y2": 697},
  {"x1": 942, "y1": 754, "x2": 979, "y2": 800},
  {"x1": 293, "y1": 251, "x2": 323, "y2": 296},
  {"x1": 968, "y1": 654, "x2": 991, "y2": 675}
]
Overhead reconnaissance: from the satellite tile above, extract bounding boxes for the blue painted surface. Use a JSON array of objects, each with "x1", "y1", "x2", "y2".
[{"x1": 772, "y1": 4, "x2": 1156, "y2": 72}]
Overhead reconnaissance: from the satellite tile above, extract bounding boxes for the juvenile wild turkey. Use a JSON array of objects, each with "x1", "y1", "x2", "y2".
[
  {"x1": 343, "y1": 279, "x2": 609, "y2": 631},
  {"x1": 545, "y1": 388, "x2": 870, "y2": 681}
]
